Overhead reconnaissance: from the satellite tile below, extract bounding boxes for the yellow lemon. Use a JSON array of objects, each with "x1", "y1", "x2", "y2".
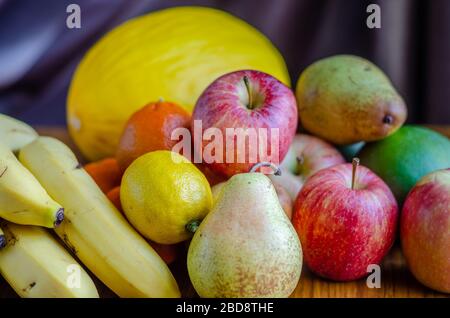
[
  {"x1": 121, "y1": 150, "x2": 212, "y2": 244},
  {"x1": 67, "y1": 6, "x2": 290, "y2": 161}
]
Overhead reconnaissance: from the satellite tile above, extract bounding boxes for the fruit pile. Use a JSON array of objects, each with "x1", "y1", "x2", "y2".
[{"x1": 0, "y1": 7, "x2": 449, "y2": 298}]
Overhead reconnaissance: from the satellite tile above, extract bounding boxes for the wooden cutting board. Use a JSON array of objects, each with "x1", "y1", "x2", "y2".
[{"x1": 1, "y1": 126, "x2": 449, "y2": 298}]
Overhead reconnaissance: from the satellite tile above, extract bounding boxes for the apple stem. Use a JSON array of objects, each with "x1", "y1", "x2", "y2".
[
  {"x1": 250, "y1": 162, "x2": 281, "y2": 176},
  {"x1": 243, "y1": 76, "x2": 253, "y2": 109},
  {"x1": 351, "y1": 157, "x2": 360, "y2": 190}
]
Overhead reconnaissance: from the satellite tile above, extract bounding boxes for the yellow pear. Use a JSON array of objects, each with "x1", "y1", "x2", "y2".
[{"x1": 188, "y1": 172, "x2": 302, "y2": 298}]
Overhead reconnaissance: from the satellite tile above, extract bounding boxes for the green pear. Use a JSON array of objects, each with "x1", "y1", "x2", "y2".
[
  {"x1": 187, "y1": 172, "x2": 302, "y2": 298},
  {"x1": 212, "y1": 181, "x2": 293, "y2": 220},
  {"x1": 296, "y1": 55, "x2": 407, "y2": 145}
]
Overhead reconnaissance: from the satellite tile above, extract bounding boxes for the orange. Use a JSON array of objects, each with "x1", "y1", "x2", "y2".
[
  {"x1": 148, "y1": 241, "x2": 180, "y2": 265},
  {"x1": 116, "y1": 101, "x2": 191, "y2": 171},
  {"x1": 106, "y1": 186, "x2": 122, "y2": 211},
  {"x1": 84, "y1": 158, "x2": 122, "y2": 193}
]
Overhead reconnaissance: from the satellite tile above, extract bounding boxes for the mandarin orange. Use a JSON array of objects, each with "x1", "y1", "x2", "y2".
[{"x1": 116, "y1": 101, "x2": 191, "y2": 170}]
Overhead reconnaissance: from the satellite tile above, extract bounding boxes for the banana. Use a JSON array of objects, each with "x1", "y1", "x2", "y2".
[
  {"x1": 19, "y1": 137, "x2": 180, "y2": 298},
  {"x1": 0, "y1": 227, "x2": 5, "y2": 249},
  {"x1": 0, "y1": 222, "x2": 99, "y2": 298},
  {"x1": 0, "y1": 114, "x2": 38, "y2": 153},
  {"x1": 0, "y1": 142, "x2": 64, "y2": 228}
]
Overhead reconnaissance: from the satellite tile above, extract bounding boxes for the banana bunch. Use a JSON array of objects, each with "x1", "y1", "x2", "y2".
[
  {"x1": 0, "y1": 115, "x2": 64, "y2": 228},
  {"x1": 0, "y1": 142, "x2": 64, "y2": 228},
  {"x1": 0, "y1": 114, "x2": 87, "y2": 298},
  {"x1": 19, "y1": 137, "x2": 180, "y2": 298},
  {"x1": 0, "y1": 114, "x2": 38, "y2": 153},
  {"x1": 0, "y1": 114, "x2": 180, "y2": 298},
  {"x1": 0, "y1": 222, "x2": 99, "y2": 298}
]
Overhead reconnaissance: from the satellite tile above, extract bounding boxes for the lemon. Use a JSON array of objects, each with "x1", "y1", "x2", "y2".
[
  {"x1": 67, "y1": 6, "x2": 290, "y2": 161},
  {"x1": 121, "y1": 150, "x2": 212, "y2": 244}
]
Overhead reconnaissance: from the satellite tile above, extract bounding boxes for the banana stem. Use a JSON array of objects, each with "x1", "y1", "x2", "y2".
[
  {"x1": 250, "y1": 162, "x2": 281, "y2": 176},
  {"x1": 186, "y1": 220, "x2": 201, "y2": 233},
  {"x1": 351, "y1": 157, "x2": 360, "y2": 190},
  {"x1": 54, "y1": 208, "x2": 65, "y2": 227}
]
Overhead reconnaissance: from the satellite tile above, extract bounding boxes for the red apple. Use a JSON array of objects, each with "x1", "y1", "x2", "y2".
[
  {"x1": 191, "y1": 70, "x2": 297, "y2": 177},
  {"x1": 195, "y1": 162, "x2": 227, "y2": 186},
  {"x1": 273, "y1": 182, "x2": 293, "y2": 220},
  {"x1": 270, "y1": 134, "x2": 345, "y2": 200},
  {"x1": 292, "y1": 159, "x2": 398, "y2": 281},
  {"x1": 401, "y1": 168, "x2": 450, "y2": 293}
]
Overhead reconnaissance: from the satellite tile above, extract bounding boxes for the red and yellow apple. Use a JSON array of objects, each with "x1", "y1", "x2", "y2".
[
  {"x1": 292, "y1": 160, "x2": 398, "y2": 281},
  {"x1": 269, "y1": 133, "x2": 345, "y2": 200},
  {"x1": 191, "y1": 70, "x2": 298, "y2": 177},
  {"x1": 401, "y1": 168, "x2": 450, "y2": 293}
]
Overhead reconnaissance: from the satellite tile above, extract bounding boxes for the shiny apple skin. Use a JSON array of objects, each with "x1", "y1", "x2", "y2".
[
  {"x1": 401, "y1": 168, "x2": 450, "y2": 293},
  {"x1": 292, "y1": 163, "x2": 398, "y2": 281},
  {"x1": 192, "y1": 70, "x2": 298, "y2": 177},
  {"x1": 271, "y1": 134, "x2": 345, "y2": 200}
]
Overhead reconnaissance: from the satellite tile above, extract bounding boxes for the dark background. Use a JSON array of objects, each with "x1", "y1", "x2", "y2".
[{"x1": 0, "y1": 0, "x2": 449, "y2": 125}]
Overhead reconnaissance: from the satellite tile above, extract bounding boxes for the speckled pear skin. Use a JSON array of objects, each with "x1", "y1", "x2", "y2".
[{"x1": 187, "y1": 173, "x2": 302, "y2": 298}]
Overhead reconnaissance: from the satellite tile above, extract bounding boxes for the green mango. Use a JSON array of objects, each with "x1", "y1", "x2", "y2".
[{"x1": 358, "y1": 126, "x2": 450, "y2": 204}]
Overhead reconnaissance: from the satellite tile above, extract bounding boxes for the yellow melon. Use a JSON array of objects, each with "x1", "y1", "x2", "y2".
[{"x1": 67, "y1": 6, "x2": 290, "y2": 161}]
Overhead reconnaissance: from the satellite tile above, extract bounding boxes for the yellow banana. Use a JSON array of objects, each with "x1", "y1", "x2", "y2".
[
  {"x1": 0, "y1": 222, "x2": 99, "y2": 298},
  {"x1": 0, "y1": 114, "x2": 38, "y2": 153},
  {"x1": 19, "y1": 137, "x2": 180, "y2": 298},
  {"x1": 0, "y1": 142, "x2": 64, "y2": 228}
]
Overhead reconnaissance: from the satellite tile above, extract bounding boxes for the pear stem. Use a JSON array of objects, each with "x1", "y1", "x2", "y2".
[
  {"x1": 243, "y1": 76, "x2": 253, "y2": 109},
  {"x1": 186, "y1": 220, "x2": 201, "y2": 233},
  {"x1": 250, "y1": 162, "x2": 281, "y2": 176},
  {"x1": 351, "y1": 157, "x2": 360, "y2": 190}
]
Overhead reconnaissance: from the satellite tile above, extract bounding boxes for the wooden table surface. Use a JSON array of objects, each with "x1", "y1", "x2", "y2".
[{"x1": 1, "y1": 126, "x2": 449, "y2": 298}]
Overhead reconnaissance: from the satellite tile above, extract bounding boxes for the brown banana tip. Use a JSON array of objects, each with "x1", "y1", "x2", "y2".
[
  {"x1": 0, "y1": 235, "x2": 6, "y2": 249},
  {"x1": 54, "y1": 208, "x2": 65, "y2": 227}
]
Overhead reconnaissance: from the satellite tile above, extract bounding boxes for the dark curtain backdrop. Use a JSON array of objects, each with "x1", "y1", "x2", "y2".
[{"x1": 0, "y1": 0, "x2": 449, "y2": 125}]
